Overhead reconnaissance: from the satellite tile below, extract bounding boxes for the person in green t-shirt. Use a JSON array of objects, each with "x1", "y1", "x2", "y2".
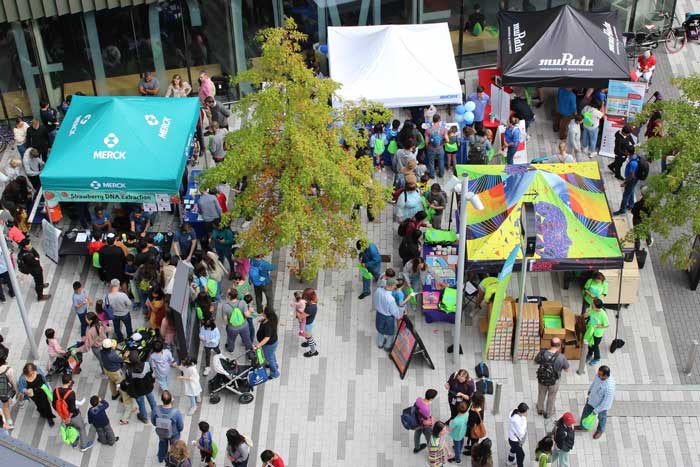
[
  {"x1": 581, "y1": 272, "x2": 608, "y2": 314},
  {"x1": 585, "y1": 298, "x2": 609, "y2": 365},
  {"x1": 447, "y1": 402, "x2": 469, "y2": 463}
]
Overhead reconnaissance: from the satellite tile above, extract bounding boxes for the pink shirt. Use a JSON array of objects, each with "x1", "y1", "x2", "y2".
[
  {"x1": 199, "y1": 78, "x2": 214, "y2": 104},
  {"x1": 415, "y1": 397, "x2": 432, "y2": 424},
  {"x1": 294, "y1": 299, "x2": 307, "y2": 314},
  {"x1": 47, "y1": 338, "x2": 66, "y2": 358}
]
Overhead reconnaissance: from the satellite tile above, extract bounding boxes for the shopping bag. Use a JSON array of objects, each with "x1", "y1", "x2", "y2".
[{"x1": 581, "y1": 412, "x2": 597, "y2": 430}]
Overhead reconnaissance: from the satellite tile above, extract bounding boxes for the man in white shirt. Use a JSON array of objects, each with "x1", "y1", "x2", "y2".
[{"x1": 13, "y1": 118, "x2": 29, "y2": 157}]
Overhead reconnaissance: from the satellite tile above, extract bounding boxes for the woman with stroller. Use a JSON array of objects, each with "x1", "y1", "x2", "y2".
[
  {"x1": 254, "y1": 307, "x2": 280, "y2": 379},
  {"x1": 17, "y1": 362, "x2": 55, "y2": 426},
  {"x1": 78, "y1": 311, "x2": 112, "y2": 372},
  {"x1": 123, "y1": 350, "x2": 156, "y2": 424}
]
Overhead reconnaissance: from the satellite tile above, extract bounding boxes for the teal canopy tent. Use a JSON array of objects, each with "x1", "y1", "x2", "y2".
[{"x1": 40, "y1": 96, "x2": 200, "y2": 203}]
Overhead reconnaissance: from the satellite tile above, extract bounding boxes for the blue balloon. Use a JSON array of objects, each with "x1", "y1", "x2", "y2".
[
  {"x1": 465, "y1": 101, "x2": 476, "y2": 112},
  {"x1": 319, "y1": 44, "x2": 329, "y2": 54},
  {"x1": 455, "y1": 105, "x2": 467, "y2": 115},
  {"x1": 464, "y1": 111, "x2": 475, "y2": 125},
  {"x1": 456, "y1": 113, "x2": 465, "y2": 123}
]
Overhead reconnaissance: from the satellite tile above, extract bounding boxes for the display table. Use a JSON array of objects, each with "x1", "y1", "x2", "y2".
[
  {"x1": 59, "y1": 230, "x2": 173, "y2": 257},
  {"x1": 422, "y1": 243, "x2": 458, "y2": 323},
  {"x1": 182, "y1": 170, "x2": 206, "y2": 237}
]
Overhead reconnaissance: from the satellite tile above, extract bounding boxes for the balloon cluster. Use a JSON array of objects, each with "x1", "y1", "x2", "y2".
[{"x1": 455, "y1": 101, "x2": 476, "y2": 125}]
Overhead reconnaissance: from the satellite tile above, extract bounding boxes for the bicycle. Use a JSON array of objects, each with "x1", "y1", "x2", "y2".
[
  {"x1": 666, "y1": 12, "x2": 700, "y2": 54},
  {"x1": 623, "y1": 11, "x2": 679, "y2": 58}
]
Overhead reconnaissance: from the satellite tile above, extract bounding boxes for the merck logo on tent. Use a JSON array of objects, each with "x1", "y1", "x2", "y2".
[
  {"x1": 539, "y1": 53, "x2": 594, "y2": 67},
  {"x1": 90, "y1": 180, "x2": 126, "y2": 190},
  {"x1": 145, "y1": 114, "x2": 159, "y2": 126},
  {"x1": 94, "y1": 132, "x2": 126, "y2": 159},
  {"x1": 602, "y1": 21, "x2": 618, "y2": 54},
  {"x1": 69, "y1": 113, "x2": 92, "y2": 136},
  {"x1": 513, "y1": 23, "x2": 526, "y2": 53}
]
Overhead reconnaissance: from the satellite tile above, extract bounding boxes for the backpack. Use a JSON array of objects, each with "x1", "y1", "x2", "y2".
[
  {"x1": 400, "y1": 404, "x2": 420, "y2": 430},
  {"x1": 429, "y1": 124, "x2": 444, "y2": 147},
  {"x1": 397, "y1": 218, "x2": 411, "y2": 237},
  {"x1": 373, "y1": 135, "x2": 385, "y2": 155},
  {"x1": 635, "y1": 156, "x2": 649, "y2": 181},
  {"x1": 154, "y1": 406, "x2": 175, "y2": 439},
  {"x1": 228, "y1": 304, "x2": 246, "y2": 327},
  {"x1": 54, "y1": 388, "x2": 73, "y2": 421},
  {"x1": 60, "y1": 423, "x2": 79, "y2": 445},
  {"x1": 536, "y1": 352, "x2": 559, "y2": 387},
  {"x1": 249, "y1": 265, "x2": 266, "y2": 287},
  {"x1": 0, "y1": 367, "x2": 16, "y2": 402},
  {"x1": 206, "y1": 278, "x2": 218, "y2": 299},
  {"x1": 164, "y1": 454, "x2": 187, "y2": 467},
  {"x1": 387, "y1": 134, "x2": 399, "y2": 155},
  {"x1": 468, "y1": 138, "x2": 487, "y2": 164},
  {"x1": 475, "y1": 362, "x2": 490, "y2": 379},
  {"x1": 17, "y1": 251, "x2": 31, "y2": 274}
]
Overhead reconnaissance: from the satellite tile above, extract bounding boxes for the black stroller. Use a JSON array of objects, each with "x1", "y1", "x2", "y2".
[
  {"x1": 208, "y1": 350, "x2": 266, "y2": 405},
  {"x1": 47, "y1": 341, "x2": 83, "y2": 379},
  {"x1": 118, "y1": 327, "x2": 159, "y2": 361}
]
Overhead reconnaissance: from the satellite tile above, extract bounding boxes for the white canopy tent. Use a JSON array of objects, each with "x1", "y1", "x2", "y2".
[{"x1": 327, "y1": 23, "x2": 462, "y2": 108}]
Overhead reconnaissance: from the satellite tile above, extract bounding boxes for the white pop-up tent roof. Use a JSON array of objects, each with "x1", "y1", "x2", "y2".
[{"x1": 327, "y1": 23, "x2": 462, "y2": 108}]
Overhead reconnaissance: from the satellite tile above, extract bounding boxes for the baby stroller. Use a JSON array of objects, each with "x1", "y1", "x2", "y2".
[
  {"x1": 208, "y1": 350, "x2": 266, "y2": 405},
  {"x1": 47, "y1": 342, "x2": 83, "y2": 379},
  {"x1": 119, "y1": 327, "x2": 159, "y2": 362}
]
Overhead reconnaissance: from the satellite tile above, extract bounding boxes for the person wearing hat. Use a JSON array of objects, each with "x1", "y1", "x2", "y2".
[
  {"x1": 372, "y1": 277, "x2": 405, "y2": 351},
  {"x1": 99, "y1": 232, "x2": 126, "y2": 285},
  {"x1": 100, "y1": 338, "x2": 125, "y2": 401},
  {"x1": 608, "y1": 125, "x2": 635, "y2": 180},
  {"x1": 636, "y1": 50, "x2": 656, "y2": 84},
  {"x1": 552, "y1": 412, "x2": 576, "y2": 467},
  {"x1": 18, "y1": 239, "x2": 50, "y2": 300}
]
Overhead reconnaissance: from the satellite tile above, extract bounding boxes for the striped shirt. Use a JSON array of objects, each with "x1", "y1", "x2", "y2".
[{"x1": 588, "y1": 375, "x2": 615, "y2": 412}]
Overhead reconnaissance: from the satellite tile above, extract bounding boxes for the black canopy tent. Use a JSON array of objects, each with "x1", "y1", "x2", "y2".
[{"x1": 498, "y1": 5, "x2": 630, "y2": 88}]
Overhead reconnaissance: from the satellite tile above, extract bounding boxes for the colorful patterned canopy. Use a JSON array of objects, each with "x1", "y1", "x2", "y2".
[{"x1": 455, "y1": 162, "x2": 624, "y2": 272}]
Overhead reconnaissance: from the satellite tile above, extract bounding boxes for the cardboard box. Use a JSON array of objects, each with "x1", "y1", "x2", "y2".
[{"x1": 600, "y1": 258, "x2": 640, "y2": 305}]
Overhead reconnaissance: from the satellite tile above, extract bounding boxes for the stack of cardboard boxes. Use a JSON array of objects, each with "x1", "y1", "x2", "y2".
[
  {"x1": 482, "y1": 299, "x2": 515, "y2": 360},
  {"x1": 539, "y1": 300, "x2": 581, "y2": 360},
  {"x1": 515, "y1": 302, "x2": 541, "y2": 360}
]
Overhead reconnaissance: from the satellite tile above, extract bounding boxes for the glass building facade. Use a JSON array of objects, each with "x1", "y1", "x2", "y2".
[{"x1": 0, "y1": 0, "x2": 677, "y2": 122}]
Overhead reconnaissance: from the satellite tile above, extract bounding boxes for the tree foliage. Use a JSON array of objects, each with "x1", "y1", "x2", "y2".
[
  {"x1": 633, "y1": 74, "x2": 700, "y2": 268},
  {"x1": 203, "y1": 18, "x2": 391, "y2": 280}
]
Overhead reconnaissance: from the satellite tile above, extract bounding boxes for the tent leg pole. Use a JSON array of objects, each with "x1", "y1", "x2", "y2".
[
  {"x1": 613, "y1": 263, "x2": 624, "y2": 340},
  {"x1": 512, "y1": 256, "x2": 527, "y2": 361},
  {"x1": 448, "y1": 191, "x2": 454, "y2": 231}
]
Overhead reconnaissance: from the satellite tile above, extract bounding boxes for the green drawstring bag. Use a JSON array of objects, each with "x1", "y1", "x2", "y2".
[
  {"x1": 359, "y1": 265, "x2": 372, "y2": 280},
  {"x1": 92, "y1": 251, "x2": 101, "y2": 269},
  {"x1": 439, "y1": 287, "x2": 458, "y2": 313},
  {"x1": 41, "y1": 383, "x2": 53, "y2": 402},
  {"x1": 256, "y1": 348, "x2": 266, "y2": 366},
  {"x1": 421, "y1": 197, "x2": 436, "y2": 222},
  {"x1": 424, "y1": 228, "x2": 457, "y2": 245},
  {"x1": 407, "y1": 287, "x2": 417, "y2": 305},
  {"x1": 583, "y1": 322, "x2": 596, "y2": 347},
  {"x1": 581, "y1": 412, "x2": 597, "y2": 430},
  {"x1": 60, "y1": 423, "x2": 79, "y2": 445},
  {"x1": 488, "y1": 146, "x2": 495, "y2": 162},
  {"x1": 212, "y1": 441, "x2": 218, "y2": 458}
]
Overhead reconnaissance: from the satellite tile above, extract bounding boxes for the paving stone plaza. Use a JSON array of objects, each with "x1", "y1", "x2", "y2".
[{"x1": 2, "y1": 2, "x2": 700, "y2": 466}]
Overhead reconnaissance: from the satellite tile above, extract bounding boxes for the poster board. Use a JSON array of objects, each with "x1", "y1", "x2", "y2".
[
  {"x1": 490, "y1": 84, "x2": 511, "y2": 124},
  {"x1": 41, "y1": 220, "x2": 62, "y2": 264},
  {"x1": 599, "y1": 80, "x2": 646, "y2": 158},
  {"x1": 389, "y1": 317, "x2": 435, "y2": 379}
]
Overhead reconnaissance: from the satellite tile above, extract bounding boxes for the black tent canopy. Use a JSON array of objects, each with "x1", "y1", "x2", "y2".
[{"x1": 498, "y1": 5, "x2": 630, "y2": 88}]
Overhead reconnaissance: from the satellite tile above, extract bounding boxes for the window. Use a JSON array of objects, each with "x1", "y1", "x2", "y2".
[{"x1": 0, "y1": 24, "x2": 32, "y2": 120}]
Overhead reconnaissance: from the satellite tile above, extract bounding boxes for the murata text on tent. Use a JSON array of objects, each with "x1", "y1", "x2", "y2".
[{"x1": 538, "y1": 53, "x2": 594, "y2": 67}]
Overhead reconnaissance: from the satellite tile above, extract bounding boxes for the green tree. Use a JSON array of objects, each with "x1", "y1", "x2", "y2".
[
  {"x1": 632, "y1": 75, "x2": 700, "y2": 268},
  {"x1": 203, "y1": 18, "x2": 390, "y2": 281}
]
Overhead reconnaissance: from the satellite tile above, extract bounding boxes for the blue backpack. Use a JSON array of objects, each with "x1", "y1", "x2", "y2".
[
  {"x1": 401, "y1": 404, "x2": 420, "y2": 430},
  {"x1": 429, "y1": 124, "x2": 444, "y2": 147},
  {"x1": 249, "y1": 265, "x2": 266, "y2": 287}
]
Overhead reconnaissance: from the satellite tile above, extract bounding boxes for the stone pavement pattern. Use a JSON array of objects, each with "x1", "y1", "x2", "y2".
[{"x1": 2, "y1": 33, "x2": 700, "y2": 467}]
